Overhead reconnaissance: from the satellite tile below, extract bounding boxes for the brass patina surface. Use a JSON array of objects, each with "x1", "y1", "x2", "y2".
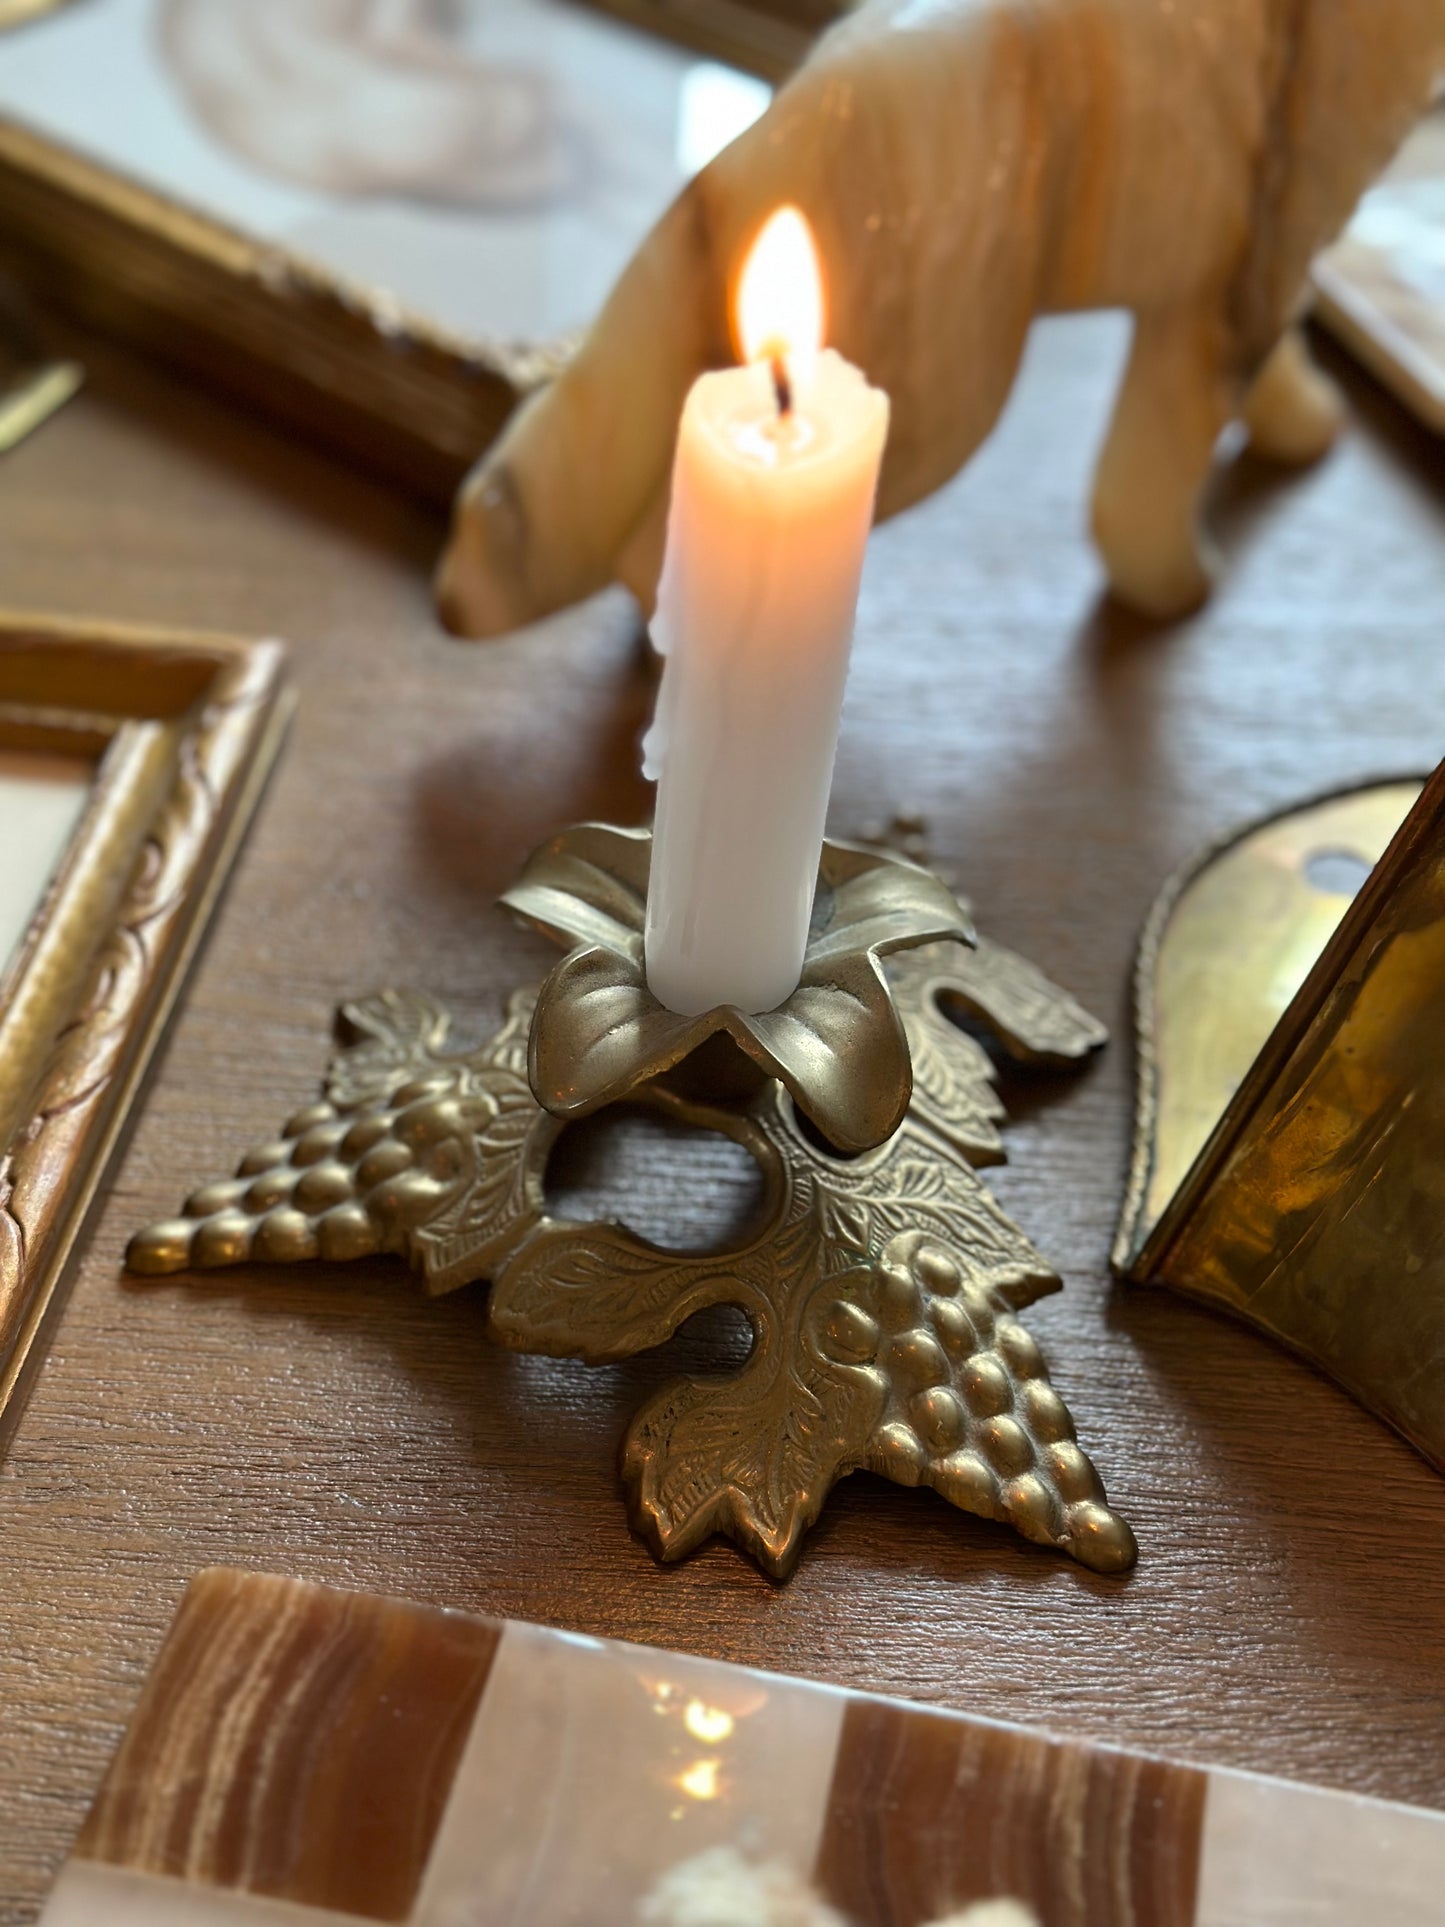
[
  {"x1": 501, "y1": 825, "x2": 971, "y2": 1156},
  {"x1": 130, "y1": 829, "x2": 1129, "y2": 1578},
  {"x1": 0, "y1": 614, "x2": 290, "y2": 1445},
  {"x1": 1118, "y1": 770, "x2": 1445, "y2": 1473}
]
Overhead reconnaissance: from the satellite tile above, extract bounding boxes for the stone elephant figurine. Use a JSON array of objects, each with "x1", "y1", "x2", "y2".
[{"x1": 437, "y1": 0, "x2": 1444, "y2": 634}]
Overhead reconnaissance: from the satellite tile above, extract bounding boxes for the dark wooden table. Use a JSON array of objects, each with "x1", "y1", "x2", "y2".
[{"x1": 1, "y1": 311, "x2": 1443, "y2": 1920}]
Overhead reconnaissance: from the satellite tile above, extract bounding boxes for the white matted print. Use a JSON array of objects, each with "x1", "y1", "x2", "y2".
[
  {"x1": 0, "y1": 0, "x2": 771, "y2": 345},
  {"x1": 0, "y1": 750, "x2": 91, "y2": 984}
]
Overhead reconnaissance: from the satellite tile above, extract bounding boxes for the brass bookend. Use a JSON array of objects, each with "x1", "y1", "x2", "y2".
[
  {"x1": 130, "y1": 827, "x2": 1133, "y2": 1578},
  {"x1": 1115, "y1": 768, "x2": 1445, "y2": 1472}
]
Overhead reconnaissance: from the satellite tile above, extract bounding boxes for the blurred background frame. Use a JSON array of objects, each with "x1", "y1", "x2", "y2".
[
  {"x1": 0, "y1": 0, "x2": 790, "y2": 496},
  {"x1": 0, "y1": 2, "x2": 1436, "y2": 509},
  {"x1": 577, "y1": 0, "x2": 841, "y2": 80}
]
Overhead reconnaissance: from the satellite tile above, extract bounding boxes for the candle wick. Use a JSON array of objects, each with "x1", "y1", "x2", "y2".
[{"x1": 770, "y1": 354, "x2": 792, "y2": 418}]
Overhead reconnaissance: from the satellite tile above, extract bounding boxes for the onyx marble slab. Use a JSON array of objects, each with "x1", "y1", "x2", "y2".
[{"x1": 40, "y1": 1569, "x2": 1445, "y2": 1926}]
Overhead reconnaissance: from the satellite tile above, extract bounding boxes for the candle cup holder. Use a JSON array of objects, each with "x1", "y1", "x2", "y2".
[{"x1": 128, "y1": 825, "x2": 1134, "y2": 1579}]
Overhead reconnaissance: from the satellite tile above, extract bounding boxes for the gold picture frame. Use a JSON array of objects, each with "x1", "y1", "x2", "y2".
[
  {"x1": 0, "y1": 121, "x2": 563, "y2": 504},
  {"x1": 0, "y1": 0, "x2": 807, "y2": 502},
  {"x1": 1313, "y1": 111, "x2": 1445, "y2": 436},
  {"x1": 577, "y1": 0, "x2": 839, "y2": 81},
  {"x1": 0, "y1": 613, "x2": 290, "y2": 1445},
  {"x1": 0, "y1": 0, "x2": 816, "y2": 494}
]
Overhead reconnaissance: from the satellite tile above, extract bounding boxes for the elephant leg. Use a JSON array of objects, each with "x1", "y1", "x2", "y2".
[
  {"x1": 1243, "y1": 325, "x2": 1346, "y2": 464},
  {"x1": 1090, "y1": 304, "x2": 1237, "y2": 620}
]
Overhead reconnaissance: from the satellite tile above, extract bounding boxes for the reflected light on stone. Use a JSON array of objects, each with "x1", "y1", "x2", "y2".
[
  {"x1": 677, "y1": 1758, "x2": 722, "y2": 1801},
  {"x1": 644, "y1": 1676, "x2": 679, "y2": 1714},
  {"x1": 684, "y1": 1699, "x2": 735, "y2": 1745}
]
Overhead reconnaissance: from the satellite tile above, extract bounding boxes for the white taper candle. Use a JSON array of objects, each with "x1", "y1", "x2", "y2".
[{"x1": 642, "y1": 209, "x2": 889, "y2": 1017}]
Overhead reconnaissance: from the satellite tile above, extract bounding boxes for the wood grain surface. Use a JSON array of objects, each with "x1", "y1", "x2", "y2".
[{"x1": 0, "y1": 308, "x2": 1443, "y2": 1920}]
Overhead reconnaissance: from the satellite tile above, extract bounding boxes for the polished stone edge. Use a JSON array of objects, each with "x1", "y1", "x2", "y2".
[
  {"x1": 43, "y1": 1862, "x2": 370, "y2": 1927},
  {"x1": 42, "y1": 1569, "x2": 1445, "y2": 1926},
  {"x1": 73, "y1": 1566, "x2": 501, "y2": 1922},
  {"x1": 413, "y1": 1620, "x2": 847, "y2": 1922},
  {"x1": 1197, "y1": 1767, "x2": 1445, "y2": 1927},
  {"x1": 816, "y1": 1688, "x2": 1207, "y2": 1925}
]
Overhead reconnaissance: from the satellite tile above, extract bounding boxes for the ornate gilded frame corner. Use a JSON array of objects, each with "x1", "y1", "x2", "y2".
[
  {"x1": 0, "y1": 611, "x2": 290, "y2": 1444},
  {"x1": 1115, "y1": 767, "x2": 1445, "y2": 1474},
  {"x1": 0, "y1": 122, "x2": 569, "y2": 503}
]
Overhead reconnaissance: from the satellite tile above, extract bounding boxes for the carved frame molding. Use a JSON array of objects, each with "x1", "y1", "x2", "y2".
[{"x1": 0, "y1": 612, "x2": 290, "y2": 1443}]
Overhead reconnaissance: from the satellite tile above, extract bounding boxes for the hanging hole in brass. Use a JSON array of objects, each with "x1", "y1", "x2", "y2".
[
  {"x1": 544, "y1": 1104, "x2": 768, "y2": 1255},
  {"x1": 1117, "y1": 778, "x2": 1423, "y2": 1264},
  {"x1": 667, "y1": 1301, "x2": 756, "y2": 1374},
  {"x1": 1303, "y1": 847, "x2": 1375, "y2": 898}
]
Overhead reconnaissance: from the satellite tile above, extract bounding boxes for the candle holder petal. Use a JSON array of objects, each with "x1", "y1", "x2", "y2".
[
  {"x1": 806, "y1": 842, "x2": 971, "y2": 968},
  {"x1": 527, "y1": 943, "x2": 703, "y2": 1119},
  {"x1": 505, "y1": 824, "x2": 971, "y2": 1157},
  {"x1": 742, "y1": 953, "x2": 912, "y2": 1155},
  {"x1": 529, "y1": 943, "x2": 916, "y2": 1156},
  {"x1": 499, "y1": 821, "x2": 650, "y2": 961}
]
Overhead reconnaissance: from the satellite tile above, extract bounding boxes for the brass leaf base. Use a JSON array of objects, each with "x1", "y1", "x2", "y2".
[{"x1": 129, "y1": 840, "x2": 1132, "y2": 1579}]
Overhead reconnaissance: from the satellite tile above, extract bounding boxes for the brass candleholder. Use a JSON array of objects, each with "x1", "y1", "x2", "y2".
[{"x1": 129, "y1": 825, "x2": 1134, "y2": 1578}]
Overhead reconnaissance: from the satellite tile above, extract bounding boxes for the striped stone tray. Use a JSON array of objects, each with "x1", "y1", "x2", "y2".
[{"x1": 41, "y1": 1569, "x2": 1445, "y2": 1927}]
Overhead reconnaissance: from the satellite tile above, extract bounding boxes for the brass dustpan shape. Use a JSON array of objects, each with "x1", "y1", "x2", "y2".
[{"x1": 1115, "y1": 763, "x2": 1445, "y2": 1471}]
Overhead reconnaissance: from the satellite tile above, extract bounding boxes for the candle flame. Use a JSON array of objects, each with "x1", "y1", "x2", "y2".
[{"x1": 736, "y1": 206, "x2": 824, "y2": 367}]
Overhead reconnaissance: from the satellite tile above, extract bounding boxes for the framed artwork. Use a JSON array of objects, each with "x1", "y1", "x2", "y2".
[
  {"x1": 578, "y1": 0, "x2": 843, "y2": 81},
  {"x1": 1315, "y1": 109, "x2": 1445, "y2": 433},
  {"x1": 0, "y1": 614, "x2": 289, "y2": 1445},
  {"x1": 0, "y1": 0, "x2": 775, "y2": 498}
]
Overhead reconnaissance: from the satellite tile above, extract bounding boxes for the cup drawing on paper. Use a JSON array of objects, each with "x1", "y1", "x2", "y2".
[{"x1": 155, "y1": 0, "x2": 569, "y2": 207}]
